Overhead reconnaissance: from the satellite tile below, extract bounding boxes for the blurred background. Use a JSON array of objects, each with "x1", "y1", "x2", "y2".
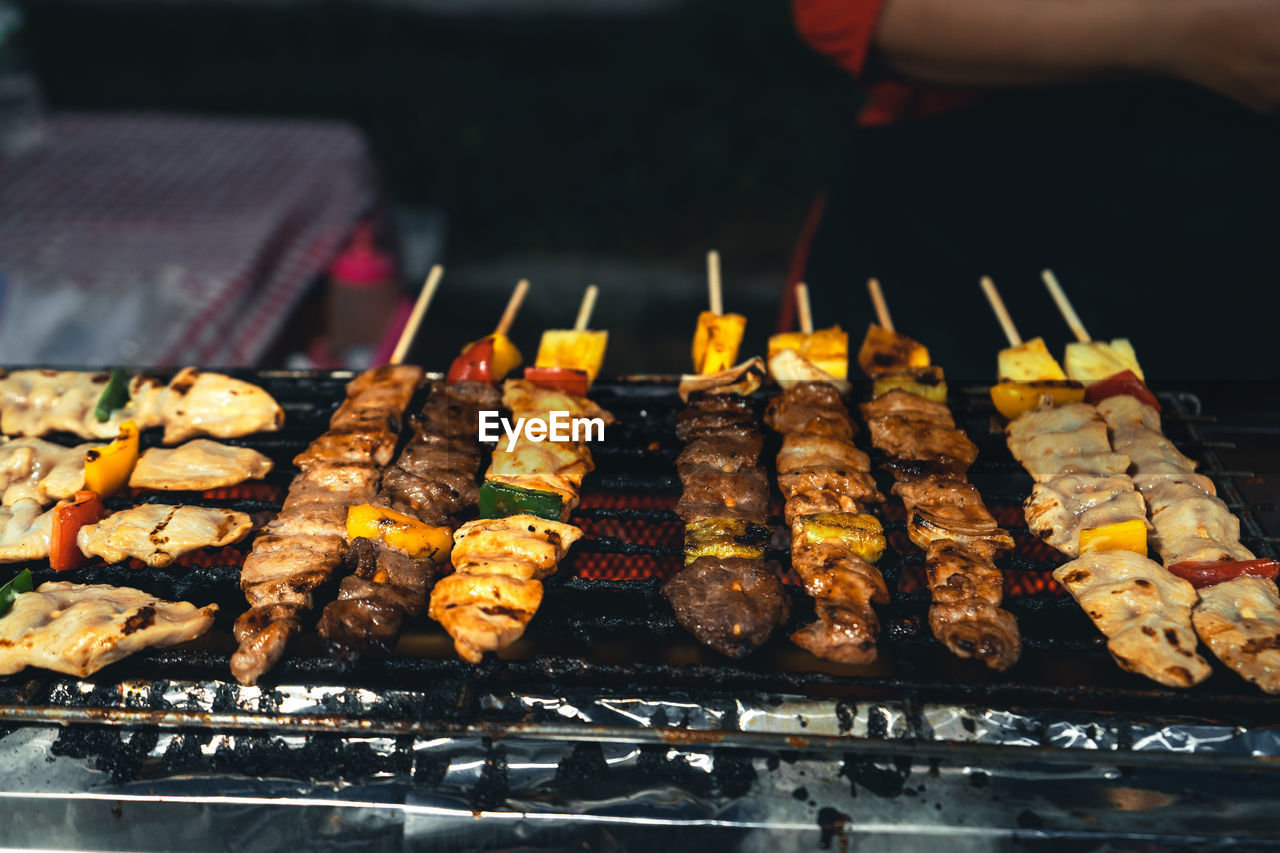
[{"x1": 0, "y1": 0, "x2": 857, "y2": 374}]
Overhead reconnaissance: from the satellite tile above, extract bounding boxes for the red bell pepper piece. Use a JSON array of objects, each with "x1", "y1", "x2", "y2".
[
  {"x1": 1084, "y1": 369, "x2": 1161, "y2": 412},
  {"x1": 523, "y1": 366, "x2": 589, "y2": 396},
  {"x1": 446, "y1": 338, "x2": 495, "y2": 384},
  {"x1": 50, "y1": 490, "x2": 105, "y2": 572},
  {"x1": 1167, "y1": 558, "x2": 1280, "y2": 589}
]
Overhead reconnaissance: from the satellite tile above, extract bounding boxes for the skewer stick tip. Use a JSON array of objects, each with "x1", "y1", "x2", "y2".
[
  {"x1": 867, "y1": 277, "x2": 893, "y2": 332},
  {"x1": 795, "y1": 282, "x2": 814, "y2": 334},
  {"x1": 574, "y1": 284, "x2": 599, "y2": 332},
  {"x1": 388, "y1": 264, "x2": 444, "y2": 365},
  {"x1": 980, "y1": 275, "x2": 1023, "y2": 348},
  {"x1": 706, "y1": 250, "x2": 723, "y2": 316},
  {"x1": 494, "y1": 278, "x2": 530, "y2": 338},
  {"x1": 1041, "y1": 268, "x2": 1091, "y2": 343}
]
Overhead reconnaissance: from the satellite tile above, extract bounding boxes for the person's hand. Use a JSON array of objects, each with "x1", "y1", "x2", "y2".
[{"x1": 1166, "y1": 0, "x2": 1280, "y2": 113}]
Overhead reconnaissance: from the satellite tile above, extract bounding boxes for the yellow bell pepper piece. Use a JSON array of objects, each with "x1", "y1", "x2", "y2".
[
  {"x1": 989, "y1": 380, "x2": 1085, "y2": 419},
  {"x1": 346, "y1": 504, "x2": 453, "y2": 562},
  {"x1": 485, "y1": 333, "x2": 523, "y2": 381},
  {"x1": 857, "y1": 324, "x2": 930, "y2": 376},
  {"x1": 83, "y1": 420, "x2": 138, "y2": 497},
  {"x1": 872, "y1": 366, "x2": 947, "y2": 403},
  {"x1": 535, "y1": 329, "x2": 609, "y2": 382},
  {"x1": 997, "y1": 337, "x2": 1067, "y2": 382},
  {"x1": 768, "y1": 325, "x2": 849, "y2": 380},
  {"x1": 684, "y1": 517, "x2": 770, "y2": 565},
  {"x1": 793, "y1": 512, "x2": 886, "y2": 564},
  {"x1": 1078, "y1": 519, "x2": 1148, "y2": 556},
  {"x1": 691, "y1": 311, "x2": 747, "y2": 375}
]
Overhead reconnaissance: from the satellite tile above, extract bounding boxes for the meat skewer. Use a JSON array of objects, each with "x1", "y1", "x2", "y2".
[
  {"x1": 858, "y1": 280, "x2": 1021, "y2": 670},
  {"x1": 983, "y1": 277, "x2": 1209, "y2": 687},
  {"x1": 663, "y1": 259, "x2": 789, "y2": 657},
  {"x1": 1043, "y1": 273, "x2": 1280, "y2": 693},
  {"x1": 764, "y1": 283, "x2": 888, "y2": 663}
]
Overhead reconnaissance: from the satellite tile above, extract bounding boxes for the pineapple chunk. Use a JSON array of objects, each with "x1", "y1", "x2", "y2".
[
  {"x1": 691, "y1": 311, "x2": 747, "y2": 375},
  {"x1": 768, "y1": 326, "x2": 849, "y2": 380},
  {"x1": 857, "y1": 324, "x2": 930, "y2": 376},
  {"x1": 997, "y1": 337, "x2": 1067, "y2": 382},
  {"x1": 1064, "y1": 339, "x2": 1144, "y2": 384},
  {"x1": 536, "y1": 329, "x2": 609, "y2": 382}
]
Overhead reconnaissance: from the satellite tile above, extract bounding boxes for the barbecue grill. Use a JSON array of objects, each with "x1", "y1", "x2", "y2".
[{"x1": 3, "y1": 370, "x2": 1279, "y2": 850}]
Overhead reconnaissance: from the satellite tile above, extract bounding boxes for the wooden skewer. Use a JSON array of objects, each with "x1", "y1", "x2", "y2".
[
  {"x1": 494, "y1": 279, "x2": 530, "y2": 337},
  {"x1": 389, "y1": 264, "x2": 444, "y2": 365},
  {"x1": 707, "y1": 250, "x2": 723, "y2": 316},
  {"x1": 867, "y1": 278, "x2": 893, "y2": 332},
  {"x1": 1041, "y1": 268, "x2": 1091, "y2": 343},
  {"x1": 574, "y1": 284, "x2": 599, "y2": 332},
  {"x1": 980, "y1": 276, "x2": 1023, "y2": 348},
  {"x1": 795, "y1": 282, "x2": 814, "y2": 334}
]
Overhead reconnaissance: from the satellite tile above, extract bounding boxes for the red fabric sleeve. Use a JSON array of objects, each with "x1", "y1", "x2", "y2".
[{"x1": 792, "y1": 0, "x2": 890, "y2": 81}]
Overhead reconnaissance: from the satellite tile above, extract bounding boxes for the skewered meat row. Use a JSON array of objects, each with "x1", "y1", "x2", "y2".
[
  {"x1": 427, "y1": 380, "x2": 610, "y2": 662},
  {"x1": 1004, "y1": 400, "x2": 1210, "y2": 687},
  {"x1": 316, "y1": 381, "x2": 498, "y2": 662},
  {"x1": 1098, "y1": 394, "x2": 1280, "y2": 693},
  {"x1": 663, "y1": 390, "x2": 789, "y2": 658},
  {"x1": 764, "y1": 382, "x2": 888, "y2": 664},
  {"x1": 0, "y1": 368, "x2": 284, "y2": 444},
  {"x1": 0, "y1": 582, "x2": 216, "y2": 677},
  {"x1": 231, "y1": 364, "x2": 425, "y2": 685},
  {"x1": 860, "y1": 339, "x2": 1021, "y2": 671}
]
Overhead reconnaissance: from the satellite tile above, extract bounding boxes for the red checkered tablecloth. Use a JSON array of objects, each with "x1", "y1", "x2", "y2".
[{"x1": 0, "y1": 113, "x2": 377, "y2": 366}]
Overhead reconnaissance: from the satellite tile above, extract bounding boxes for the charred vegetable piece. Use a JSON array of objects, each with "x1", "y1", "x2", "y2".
[
  {"x1": 0, "y1": 569, "x2": 32, "y2": 617},
  {"x1": 1084, "y1": 370, "x2": 1161, "y2": 412},
  {"x1": 536, "y1": 329, "x2": 608, "y2": 383},
  {"x1": 873, "y1": 366, "x2": 948, "y2": 403},
  {"x1": 683, "y1": 517, "x2": 771, "y2": 565},
  {"x1": 447, "y1": 334, "x2": 523, "y2": 385},
  {"x1": 1078, "y1": 518, "x2": 1148, "y2": 556},
  {"x1": 1168, "y1": 558, "x2": 1280, "y2": 589},
  {"x1": 997, "y1": 337, "x2": 1067, "y2": 382},
  {"x1": 769, "y1": 326, "x2": 849, "y2": 380},
  {"x1": 93, "y1": 369, "x2": 130, "y2": 422},
  {"x1": 83, "y1": 420, "x2": 138, "y2": 498},
  {"x1": 691, "y1": 311, "x2": 747, "y2": 374},
  {"x1": 346, "y1": 504, "x2": 453, "y2": 562},
  {"x1": 989, "y1": 380, "x2": 1086, "y2": 419},
  {"x1": 523, "y1": 366, "x2": 590, "y2": 396},
  {"x1": 857, "y1": 324, "x2": 930, "y2": 376},
  {"x1": 50, "y1": 490, "x2": 105, "y2": 572},
  {"x1": 478, "y1": 480, "x2": 564, "y2": 522},
  {"x1": 793, "y1": 512, "x2": 886, "y2": 564}
]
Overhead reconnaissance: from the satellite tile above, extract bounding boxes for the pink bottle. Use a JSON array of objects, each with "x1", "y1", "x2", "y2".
[{"x1": 327, "y1": 223, "x2": 399, "y2": 367}]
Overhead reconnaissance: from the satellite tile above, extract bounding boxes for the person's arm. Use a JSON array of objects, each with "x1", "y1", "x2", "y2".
[{"x1": 871, "y1": 0, "x2": 1280, "y2": 112}]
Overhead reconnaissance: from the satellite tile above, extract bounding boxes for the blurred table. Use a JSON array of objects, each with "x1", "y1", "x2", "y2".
[{"x1": 0, "y1": 113, "x2": 376, "y2": 366}]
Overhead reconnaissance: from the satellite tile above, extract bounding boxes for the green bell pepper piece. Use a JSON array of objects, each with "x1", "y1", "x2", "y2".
[
  {"x1": 0, "y1": 569, "x2": 32, "y2": 617},
  {"x1": 94, "y1": 369, "x2": 131, "y2": 422},
  {"x1": 478, "y1": 480, "x2": 564, "y2": 522}
]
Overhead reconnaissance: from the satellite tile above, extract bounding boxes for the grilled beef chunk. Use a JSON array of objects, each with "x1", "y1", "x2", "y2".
[
  {"x1": 674, "y1": 465, "x2": 769, "y2": 524},
  {"x1": 925, "y1": 539, "x2": 1020, "y2": 671},
  {"x1": 662, "y1": 557, "x2": 790, "y2": 658},
  {"x1": 676, "y1": 434, "x2": 764, "y2": 477},
  {"x1": 764, "y1": 382, "x2": 856, "y2": 439}
]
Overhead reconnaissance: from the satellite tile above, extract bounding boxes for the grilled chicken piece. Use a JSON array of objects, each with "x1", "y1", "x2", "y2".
[
  {"x1": 1145, "y1": 485, "x2": 1255, "y2": 565},
  {"x1": 860, "y1": 388, "x2": 954, "y2": 424},
  {"x1": 1024, "y1": 475, "x2": 1150, "y2": 557},
  {"x1": 1006, "y1": 403, "x2": 1130, "y2": 481},
  {"x1": 159, "y1": 368, "x2": 286, "y2": 445},
  {"x1": 1054, "y1": 550, "x2": 1211, "y2": 688},
  {"x1": 925, "y1": 539, "x2": 1020, "y2": 670},
  {"x1": 776, "y1": 433, "x2": 870, "y2": 476},
  {"x1": 429, "y1": 514, "x2": 583, "y2": 663},
  {"x1": 0, "y1": 498, "x2": 53, "y2": 562},
  {"x1": 1193, "y1": 577, "x2": 1280, "y2": 694},
  {"x1": 662, "y1": 556, "x2": 790, "y2": 658},
  {"x1": 864, "y1": 415, "x2": 979, "y2": 472},
  {"x1": 778, "y1": 469, "x2": 883, "y2": 525},
  {"x1": 0, "y1": 437, "x2": 97, "y2": 506},
  {"x1": 674, "y1": 465, "x2": 770, "y2": 524},
  {"x1": 76, "y1": 504, "x2": 252, "y2": 567},
  {"x1": 0, "y1": 582, "x2": 215, "y2": 677},
  {"x1": 676, "y1": 434, "x2": 764, "y2": 477},
  {"x1": 892, "y1": 477, "x2": 1014, "y2": 554},
  {"x1": 129, "y1": 440, "x2": 273, "y2": 492},
  {"x1": 230, "y1": 365, "x2": 423, "y2": 686},
  {"x1": 763, "y1": 382, "x2": 856, "y2": 439},
  {"x1": 501, "y1": 380, "x2": 616, "y2": 424},
  {"x1": 788, "y1": 540, "x2": 887, "y2": 663}
]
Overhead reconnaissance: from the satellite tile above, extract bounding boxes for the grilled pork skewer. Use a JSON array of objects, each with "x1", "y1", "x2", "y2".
[
  {"x1": 231, "y1": 364, "x2": 425, "y2": 685},
  {"x1": 0, "y1": 368, "x2": 284, "y2": 444},
  {"x1": 858, "y1": 284, "x2": 1021, "y2": 671}
]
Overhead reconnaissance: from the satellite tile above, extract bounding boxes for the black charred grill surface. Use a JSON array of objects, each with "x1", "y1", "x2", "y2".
[{"x1": 1, "y1": 371, "x2": 1279, "y2": 766}]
